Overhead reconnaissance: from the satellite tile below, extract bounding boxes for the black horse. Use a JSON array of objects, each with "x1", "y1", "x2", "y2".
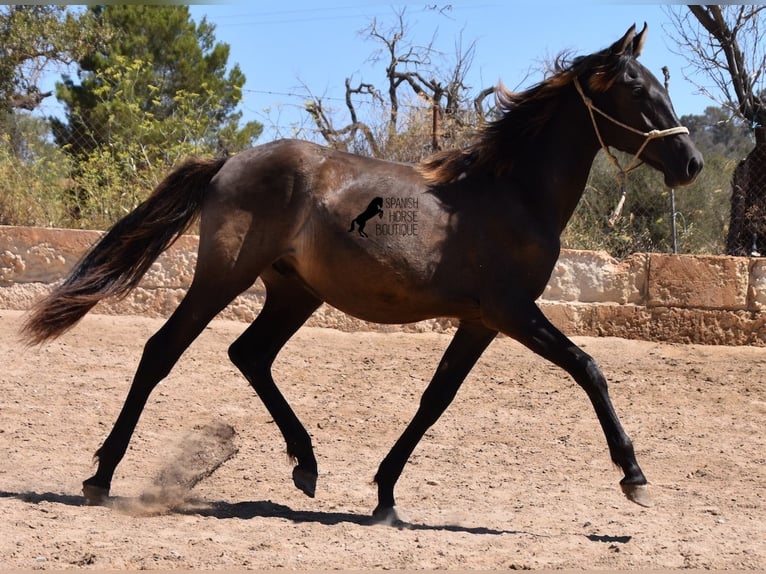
[{"x1": 23, "y1": 25, "x2": 702, "y2": 522}]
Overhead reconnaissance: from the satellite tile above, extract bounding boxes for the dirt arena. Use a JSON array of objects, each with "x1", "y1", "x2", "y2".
[{"x1": 1, "y1": 309, "x2": 764, "y2": 569}]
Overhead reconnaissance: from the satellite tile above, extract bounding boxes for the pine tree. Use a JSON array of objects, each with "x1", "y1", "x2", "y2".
[
  {"x1": 53, "y1": 5, "x2": 261, "y2": 157},
  {"x1": 48, "y1": 5, "x2": 261, "y2": 228}
]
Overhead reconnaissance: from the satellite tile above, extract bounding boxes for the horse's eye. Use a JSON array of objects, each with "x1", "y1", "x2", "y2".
[{"x1": 631, "y1": 86, "x2": 646, "y2": 99}]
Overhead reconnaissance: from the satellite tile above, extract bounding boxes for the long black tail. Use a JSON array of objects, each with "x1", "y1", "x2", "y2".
[{"x1": 22, "y1": 156, "x2": 227, "y2": 345}]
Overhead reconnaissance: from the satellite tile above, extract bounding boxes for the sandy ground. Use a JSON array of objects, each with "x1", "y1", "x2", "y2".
[{"x1": 1, "y1": 308, "x2": 765, "y2": 570}]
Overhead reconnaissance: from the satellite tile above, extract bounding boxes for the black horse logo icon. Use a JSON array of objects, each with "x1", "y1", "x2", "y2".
[{"x1": 349, "y1": 197, "x2": 384, "y2": 238}]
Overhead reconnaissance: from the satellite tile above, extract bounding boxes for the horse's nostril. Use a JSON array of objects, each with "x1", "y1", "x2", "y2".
[{"x1": 688, "y1": 154, "x2": 704, "y2": 179}]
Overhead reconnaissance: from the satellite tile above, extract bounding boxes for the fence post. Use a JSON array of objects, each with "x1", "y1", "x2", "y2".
[
  {"x1": 662, "y1": 66, "x2": 679, "y2": 254},
  {"x1": 670, "y1": 188, "x2": 678, "y2": 254}
]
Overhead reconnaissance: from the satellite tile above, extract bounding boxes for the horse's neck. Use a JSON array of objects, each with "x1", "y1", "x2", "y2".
[{"x1": 517, "y1": 92, "x2": 602, "y2": 233}]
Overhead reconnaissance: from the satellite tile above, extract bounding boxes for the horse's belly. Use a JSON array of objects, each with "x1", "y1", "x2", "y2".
[
  {"x1": 320, "y1": 289, "x2": 454, "y2": 324},
  {"x1": 287, "y1": 243, "x2": 476, "y2": 325},
  {"x1": 301, "y1": 268, "x2": 465, "y2": 324}
]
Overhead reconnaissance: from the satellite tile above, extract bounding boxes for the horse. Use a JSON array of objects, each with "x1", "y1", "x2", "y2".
[
  {"x1": 348, "y1": 196, "x2": 384, "y2": 237},
  {"x1": 22, "y1": 24, "x2": 702, "y2": 523}
]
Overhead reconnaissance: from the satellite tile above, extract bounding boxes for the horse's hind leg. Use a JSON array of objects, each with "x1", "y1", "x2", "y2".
[
  {"x1": 373, "y1": 320, "x2": 497, "y2": 522},
  {"x1": 81, "y1": 278, "x2": 250, "y2": 503},
  {"x1": 227, "y1": 274, "x2": 322, "y2": 497}
]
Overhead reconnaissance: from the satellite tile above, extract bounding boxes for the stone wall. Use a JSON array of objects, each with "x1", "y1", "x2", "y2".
[{"x1": 1, "y1": 226, "x2": 764, "y2": 345}]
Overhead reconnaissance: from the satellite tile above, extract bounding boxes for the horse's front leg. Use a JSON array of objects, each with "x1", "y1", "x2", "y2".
[
  {"x1": 483, "y1": 296, "x2": 651, "y2": 507},
  {"x1": 373, "y1": 320, "x2": 497, "y2": 523}
]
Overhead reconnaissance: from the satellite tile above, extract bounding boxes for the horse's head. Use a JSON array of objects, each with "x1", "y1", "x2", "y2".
[{"x1": 576, "y1": 24, "x2": 703, "y2": 188}]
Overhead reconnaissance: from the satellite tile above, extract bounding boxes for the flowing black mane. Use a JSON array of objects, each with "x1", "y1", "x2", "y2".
[{"x1": 417, "y1": 47, "x2": 633, "y2": 185}]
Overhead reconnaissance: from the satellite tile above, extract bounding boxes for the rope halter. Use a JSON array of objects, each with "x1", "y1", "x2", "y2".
[{"x1": 573, "y1": 77, "x2": 690, "y2": 225}]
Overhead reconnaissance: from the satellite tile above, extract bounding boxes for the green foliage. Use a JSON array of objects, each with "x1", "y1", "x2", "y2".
[
  {"x1": 54, "y1": 5, "x2": 257, "y2": 154},
  {"x1": 0, "y1": 6, "x2": 96, "y2": 113},
  {"x1": 563, "y1": 149, "x2": 736, "y2": 257},
  {"x1": 0, "y1": 6, "x2": 95, "y2": 226},
  {"x1": 47, "y1": 5, "x2": 261, "y2": 228},
  {"x1": 673, "y1": 155, "x2": 734, "y2": 254},
  {"x1": 681, "y1": 107, "x2": 753, "y2": 161},
  {"x1": 562, "y1": 101, "x2": 749, "y2": 257},
  {"x1": 0, "y1": 111, "x2": 73, "y2": 226},
  {"x1": 54, "y1": 56, "x2": 262, "y2": 228}
]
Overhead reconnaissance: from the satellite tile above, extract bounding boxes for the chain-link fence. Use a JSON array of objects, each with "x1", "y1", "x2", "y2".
[
  {"x1": 726, "y1": 127, "x2": 766, "y2": 256},
  {"x1": 0, "y1": 99, "x2": 762, "y2": 259},
  {"x1": 561, "y1": 145, "x2": 737, "y2": 258}
]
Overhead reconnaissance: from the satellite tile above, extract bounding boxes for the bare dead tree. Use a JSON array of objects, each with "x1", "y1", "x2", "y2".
[
  {"x1": 304, "y1": 79, "x2": 382, "y2": 156},
  {"x1": 473, "y1": 86, "x2": 497, "y2": 119},
  {"x1": 0, "y1": 6, "x2": 102, "y2": 113},
  {"x1": 302, "y1": 7, "x2": 493, "y2": 159},
  {"x1": 365, "y1": 12, "x2": 485, "y2": 151},
  {"x1": 366, "y1": 10, "x2": 433, "y2": 141},
  {"x1": 664, "y1": 5, "x2": 766, "y2": 127},
  {"x1": 665, "y1": 5, "x2": 766, "y2": 255}
]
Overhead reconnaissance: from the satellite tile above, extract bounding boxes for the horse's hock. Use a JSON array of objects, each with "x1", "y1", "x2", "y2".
[{"x1": 1, "y1": 225, "x2": 764, "y2": 345}]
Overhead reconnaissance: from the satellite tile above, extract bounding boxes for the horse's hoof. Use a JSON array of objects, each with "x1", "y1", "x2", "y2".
[
  {"x1": 82, "y1": 482, "x2": 110, "y2": 506},
  {"x1": 292, "y1": 466, "x2": 317, "y2": 498},
  {"x1": 621, "y1": 482, "x2": 653, "y2": 507},
  {"x1": 371, "y1": 505, "x2": 406, "y2": 527}
]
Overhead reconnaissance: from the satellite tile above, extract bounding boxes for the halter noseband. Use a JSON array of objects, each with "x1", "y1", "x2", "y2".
[{"x1": 573, "y1": 76, "x2": 690, "y2": 225}]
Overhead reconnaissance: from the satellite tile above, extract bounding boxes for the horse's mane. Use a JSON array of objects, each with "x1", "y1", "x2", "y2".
[{"x1": 417, "y1": 46, "x2": 632, "y2": 185}]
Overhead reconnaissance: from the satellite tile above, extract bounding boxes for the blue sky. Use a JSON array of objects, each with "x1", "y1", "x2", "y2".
[{"x1": 187, "y1": 2, "x2": 715, "y2": 142}]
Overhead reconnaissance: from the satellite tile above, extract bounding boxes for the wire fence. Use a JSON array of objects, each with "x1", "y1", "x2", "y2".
[
  {"x1": 726, "y1": 127, "x2": 766, "y2": 257},
  {"x1": 0, "y1": 99, "x2": 762, "y2": 259}
]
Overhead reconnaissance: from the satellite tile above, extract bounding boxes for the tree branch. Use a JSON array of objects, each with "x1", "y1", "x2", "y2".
[{"x1": 666, "y1": 5, "x2": 765, "y2": 126}]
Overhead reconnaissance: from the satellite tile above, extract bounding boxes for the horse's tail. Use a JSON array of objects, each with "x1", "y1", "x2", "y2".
[{"x1": 21, "y1": 156, "x2": 228, "y2": 345}]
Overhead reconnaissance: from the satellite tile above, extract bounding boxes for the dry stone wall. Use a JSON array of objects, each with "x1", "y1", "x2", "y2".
[{"x1": 1, "y1": 226, "x2": 764, "y2": 345}]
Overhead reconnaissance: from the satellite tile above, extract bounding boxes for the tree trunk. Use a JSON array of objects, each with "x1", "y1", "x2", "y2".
[{"x1": 727, "y1": 127, "x2": 766, "y2": 256}]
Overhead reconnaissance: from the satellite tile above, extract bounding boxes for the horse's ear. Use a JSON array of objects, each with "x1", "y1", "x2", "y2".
[
  {"x1": 610, "y1": 24, "x2": 637, "y2": 58},
  {"x1": 632, "y1": 22, "x2": 648, "y2": 58}
]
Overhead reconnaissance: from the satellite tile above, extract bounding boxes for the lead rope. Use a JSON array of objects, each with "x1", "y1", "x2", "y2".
[{"x1": 572, "y1": 77, "x2": 689, "y2": 226}]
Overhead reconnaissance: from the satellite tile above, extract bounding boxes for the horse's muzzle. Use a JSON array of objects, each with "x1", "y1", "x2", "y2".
[{"x1": 666, "y1": 149, "x2": 703, "y2": 188}]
